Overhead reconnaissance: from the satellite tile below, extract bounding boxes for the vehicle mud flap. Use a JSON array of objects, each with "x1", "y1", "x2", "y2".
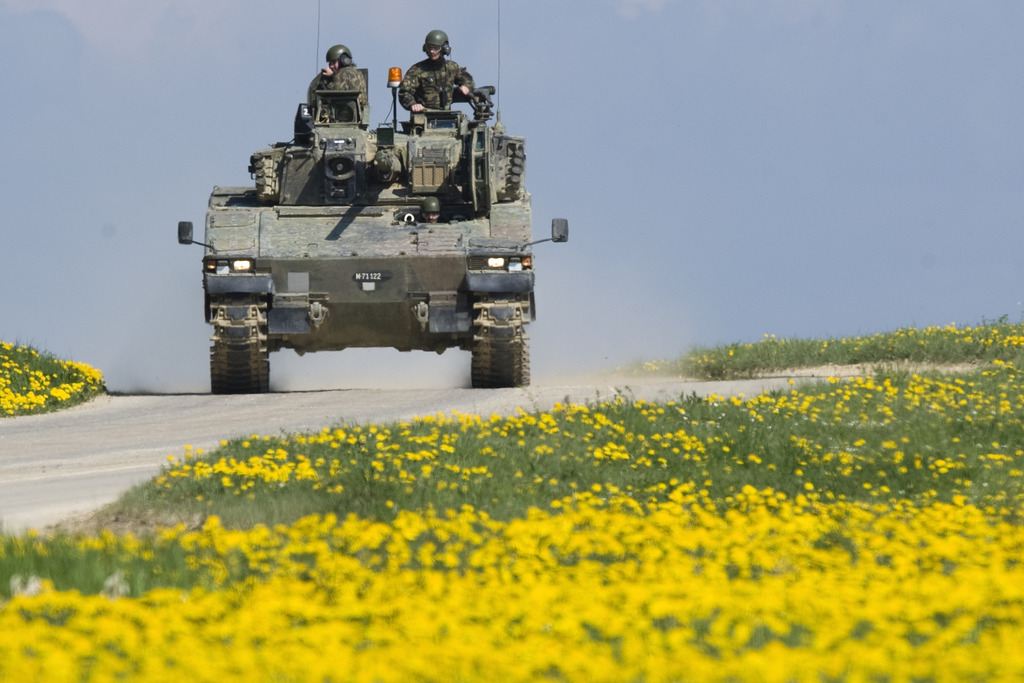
[
  {"x1": 268, "y1": 307, "x2": 311, "y2": 335},
  {"x1": 425, "y1": 291, "x2": 471, "y2": 333}
]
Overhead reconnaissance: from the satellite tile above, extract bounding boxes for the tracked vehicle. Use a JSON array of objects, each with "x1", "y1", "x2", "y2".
[{"x1": 178, "y1": 73, "x2": 567, "y2": 393}]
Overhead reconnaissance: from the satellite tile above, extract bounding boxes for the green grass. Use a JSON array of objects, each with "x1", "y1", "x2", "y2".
[
  {"x1": 80, "y1": 322, "x2": 1024, "y2": 533},
  {"x1": 4, "y1": 322, "x2": 1024, "y2": 595},
  {"x1": 627, "y1": 318, "x2": 1024, "y2": 379}
]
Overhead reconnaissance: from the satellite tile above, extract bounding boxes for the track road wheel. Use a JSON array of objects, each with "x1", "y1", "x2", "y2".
[
  {"x1": 471, "y1": 295, "x2": 530, "y2": 388},
  {"x1": 209, "y1": 294, "x2": 270, "y2": 394}
]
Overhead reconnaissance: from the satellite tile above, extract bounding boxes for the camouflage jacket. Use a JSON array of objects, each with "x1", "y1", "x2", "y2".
[
  {"x1": 307, "y1": 65, "x2": 368, "y2": 108},
  {"x1": 398, "y1": 58, "x2": 475, "y2": 110}
]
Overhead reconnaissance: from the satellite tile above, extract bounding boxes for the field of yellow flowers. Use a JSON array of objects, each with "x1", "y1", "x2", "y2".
[
  {"x1": 0, "y1": 342, "x2": 105, "y2": 416},
  {"x1": 2, "y1": 330, "x2": 1024, "y2": 681}
]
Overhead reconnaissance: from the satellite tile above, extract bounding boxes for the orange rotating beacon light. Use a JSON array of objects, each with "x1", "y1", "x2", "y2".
[{"x1": 388, "y1": 67, "x2": 402, "y2": 128}]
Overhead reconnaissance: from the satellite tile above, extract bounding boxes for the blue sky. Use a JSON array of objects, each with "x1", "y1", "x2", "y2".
[{"x1": 2, "y1": 0, "x2": 1022, "y2": 392}]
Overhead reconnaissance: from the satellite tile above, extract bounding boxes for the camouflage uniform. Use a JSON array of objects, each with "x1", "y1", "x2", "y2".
[
  {"x1": 307, "y1": 66, "x2": 368, "y2": 108},
  {"x1": 398, "y1": 58, "x2": 475, "y2": 111}
]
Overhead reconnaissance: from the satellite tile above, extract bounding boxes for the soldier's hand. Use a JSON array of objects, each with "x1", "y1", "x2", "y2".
[
  {"x1": 411, "y1": 103, "x2": 425, "y2": 113},
  {"x1": 322, "y1": 65, "x2": 337, "y2": 77}
]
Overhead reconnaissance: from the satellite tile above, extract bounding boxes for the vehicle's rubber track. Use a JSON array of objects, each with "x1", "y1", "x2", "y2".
[
  {"x1": 471, "y1": 295, "x2": 530, "y2": 388},
  {"x1": 209, "y1": 294, "x2": 269, "y2": 394}
]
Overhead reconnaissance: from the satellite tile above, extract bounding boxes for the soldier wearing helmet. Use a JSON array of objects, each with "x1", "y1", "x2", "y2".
[
  {"x1": 399, "y1": 30, "x2": 475, "y2": 113},
  {"x1": 308, "y1": 44, "x2": 367, "y2": 108},
  {"x1": 420, "y1": 196, "x2": 441, "y2": 223}
]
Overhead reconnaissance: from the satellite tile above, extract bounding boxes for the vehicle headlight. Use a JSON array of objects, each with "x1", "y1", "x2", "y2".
[
  {"x1": 204, "y1": 258, "x2": 254, "y2": 274},
  {"x1": 470, "y1": 254, "x2": 531, "y2": 271}
]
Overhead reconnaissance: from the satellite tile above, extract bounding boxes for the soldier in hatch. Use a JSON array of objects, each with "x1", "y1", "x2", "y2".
[
  {"x1": 420, "y1": 197, "x2": 441, "y2": 223},
  {"x1": 308, "y1": 44, "x2": 368, "y2": 108},
  {"x1": 399, "y1": 30, "x2": 475, "y2": 112}
]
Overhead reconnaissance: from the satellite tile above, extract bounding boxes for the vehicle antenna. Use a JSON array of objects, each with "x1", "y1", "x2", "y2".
[
  {"x1": 315, "y1": 0, "x2": 322, "y2": 70},
  {"x1": 496, "y1": 0, "x2": 502, "y2": 113}
]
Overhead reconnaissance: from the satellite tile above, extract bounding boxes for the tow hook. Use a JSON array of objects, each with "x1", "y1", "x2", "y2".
[
  {"x1": 413, "y1": 301, "x2": 429, "y2": 331},
  {"x1": 308, "y1": 301, "x2": 328, "y2": 329}
]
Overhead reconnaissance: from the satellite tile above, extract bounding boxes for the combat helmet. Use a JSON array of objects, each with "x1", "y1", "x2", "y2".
[
  {"x1": 325, "y1": 44, "x2": 352, "y2": 66},
  {"x1": 421, "y1": 196, "x2": 441, "y2": 213},
  {"x1": 423, "y1": 30, "x2": 451, "y2": 55}
]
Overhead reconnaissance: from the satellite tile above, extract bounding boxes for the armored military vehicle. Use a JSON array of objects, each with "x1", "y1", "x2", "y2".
[{"x1": 178, "y1": 72, "x2": 567, "y2": 393}]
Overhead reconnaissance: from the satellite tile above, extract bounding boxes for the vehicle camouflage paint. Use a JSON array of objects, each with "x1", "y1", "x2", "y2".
[{"x1": 178, "y1": 73, "x2": 567, "y2": 393}]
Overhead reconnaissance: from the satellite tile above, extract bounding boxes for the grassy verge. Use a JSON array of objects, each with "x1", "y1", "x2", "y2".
[
  {"x1": 629, "y1": 319, "x2": 1024, "y2": 379},
  {"x1": 88, "y1": 361, "x2": 1024, "y2": 532},
  {"x1": 1, "y1": 325, "x2": 1023, "y2": 681},
  {"x1": 0, "y1": 342, "x2": 106, "y2": 416}
]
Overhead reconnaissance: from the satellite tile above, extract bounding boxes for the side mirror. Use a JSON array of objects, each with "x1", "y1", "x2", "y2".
[
  {"x1": 551, "y1": 218, "x2": 569, "y2": 243},
  {"x1": 177, "y1": 221, "x2": 194, "y2": 245}
]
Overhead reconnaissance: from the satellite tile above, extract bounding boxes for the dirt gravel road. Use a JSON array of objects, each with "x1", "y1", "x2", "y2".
[{"x1": 0, "y1": 376, "x2": 805, "y2": 533}]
